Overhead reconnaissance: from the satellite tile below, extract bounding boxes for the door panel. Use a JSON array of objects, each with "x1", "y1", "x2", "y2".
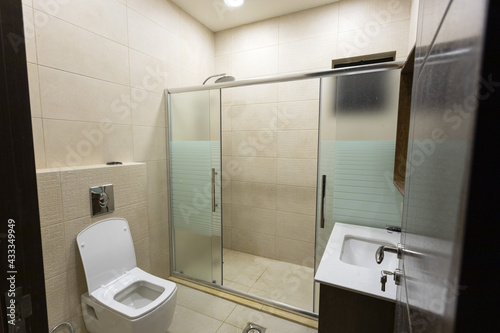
[
  {"x1": 395, "y1": 0, "x2": 489, "y2": 331},
  {"x1": 168, "y1": 90, "x2": 222, "y2": 284}
]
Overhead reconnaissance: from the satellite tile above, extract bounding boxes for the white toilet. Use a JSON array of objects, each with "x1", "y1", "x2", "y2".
[{"x1": 77, "y1": 218, "x2": 177, "y2": 333}]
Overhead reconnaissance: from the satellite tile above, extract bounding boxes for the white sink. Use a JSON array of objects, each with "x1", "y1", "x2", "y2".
[
  {"x1": 315, "y1": 223, "x2": 401, "y2": 301},
  {"x1": 340, "y1": 236, "x2": 398, "y2": 271}
]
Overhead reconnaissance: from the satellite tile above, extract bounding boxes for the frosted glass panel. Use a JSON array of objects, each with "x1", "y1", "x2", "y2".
[
  {"x1": 169, "y1": 90, "x2": 221, "y2": 284},
  {"x1": 316, "y1": 70, "x2": 403, "y2": 273}
]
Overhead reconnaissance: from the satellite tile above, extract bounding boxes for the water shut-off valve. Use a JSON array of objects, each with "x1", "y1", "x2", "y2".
[{"x1": 380, "y1": 269, "x2": 402, "y2": 292}]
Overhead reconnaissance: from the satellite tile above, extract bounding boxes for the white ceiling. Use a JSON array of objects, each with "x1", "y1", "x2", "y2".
[{"x1": 171, "y1": 0, "x2": 341, "y2": 32}]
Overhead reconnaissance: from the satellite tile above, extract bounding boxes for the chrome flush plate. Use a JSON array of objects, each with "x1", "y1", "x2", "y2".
[{"x1": 90, "y1": 184, "x2": 114, "y2": 217}]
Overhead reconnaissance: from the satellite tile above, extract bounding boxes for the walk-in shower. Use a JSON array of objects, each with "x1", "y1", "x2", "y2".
[{"x1": 166, "y1": 61, "x2": 404, "y2": 316}]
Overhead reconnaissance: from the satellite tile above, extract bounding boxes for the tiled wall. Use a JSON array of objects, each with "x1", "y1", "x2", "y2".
[
  {"x1": 36, "y1": 163, "x2": 155, "y2": 331},
  {"x1": 21, "y1": 0, "x2": 214, "y2": 330},
  {"x1": 216, "y1": 0, "x2": 413, "y2": 267}
]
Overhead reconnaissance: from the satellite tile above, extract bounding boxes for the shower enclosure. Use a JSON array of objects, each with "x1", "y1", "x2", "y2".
[{"x1": 166, "y1": 61, "x2": 404, "y2": 316}]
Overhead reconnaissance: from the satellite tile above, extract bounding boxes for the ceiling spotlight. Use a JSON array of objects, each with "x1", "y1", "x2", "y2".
[{"x1": 224, "y1": 0, "x2": 244, "y2": 8}]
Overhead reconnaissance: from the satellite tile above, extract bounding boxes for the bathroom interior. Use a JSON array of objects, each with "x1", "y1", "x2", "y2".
[{"x1": 3, "y1": 0, "x2": 492, "y2": 332}]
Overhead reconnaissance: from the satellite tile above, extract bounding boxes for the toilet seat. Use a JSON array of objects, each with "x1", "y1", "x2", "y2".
[{"x1": 90, "y1": 267, "x2": 177, "y2": 319}]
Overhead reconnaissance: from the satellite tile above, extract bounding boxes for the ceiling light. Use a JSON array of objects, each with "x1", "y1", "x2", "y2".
[{"x1": 224, "y1": 0, "x2": 244, "y2": 8}]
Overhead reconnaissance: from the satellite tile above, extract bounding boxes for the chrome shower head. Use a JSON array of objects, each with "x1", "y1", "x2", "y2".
[
  {"x1": 214, "y1": 75, "x2": 235, "y2": 83},
  {"x1": 203, "y1": 73, "x2": 236, "y2": 85}
]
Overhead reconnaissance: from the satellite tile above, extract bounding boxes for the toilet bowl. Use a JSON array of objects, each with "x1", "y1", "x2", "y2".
[{"x1": 77, "y1": 218, "x2": 177, "y2": 333}]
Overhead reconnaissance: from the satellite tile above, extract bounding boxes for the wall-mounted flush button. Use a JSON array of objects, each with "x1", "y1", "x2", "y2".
[{"x1": 90, "y1": 184, "x2": 114, "y2": 217}]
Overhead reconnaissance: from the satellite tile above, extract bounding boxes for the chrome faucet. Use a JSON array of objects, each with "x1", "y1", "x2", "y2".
[{"x1": 375, "y1": 244, "x2": 402, "y2": 264}]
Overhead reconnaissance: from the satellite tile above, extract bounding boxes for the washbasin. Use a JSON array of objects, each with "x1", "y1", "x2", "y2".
[
  {"x1": 340, "y1": 235, "x2": 398, "y2": 271},
  {"x1": 315, "y1": 223, "x2": 401, "y2": 301}
]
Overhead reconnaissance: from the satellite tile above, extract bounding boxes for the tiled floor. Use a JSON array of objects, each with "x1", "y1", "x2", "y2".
[
  {"x1": 169, "y1": 283, "x2": 317, "y2": 333},
  {"x1": 222, "y1": 249, "x2": 315, "y2": 312}
]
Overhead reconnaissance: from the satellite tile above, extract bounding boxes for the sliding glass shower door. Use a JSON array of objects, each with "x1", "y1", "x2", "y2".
[{"x1": 168, "y1": 89, "x2": 222, "y2": 284}]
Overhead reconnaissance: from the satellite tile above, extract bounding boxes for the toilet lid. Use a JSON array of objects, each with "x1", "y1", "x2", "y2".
[{"x1": 77, "y1": 218, "x2": 137, "y2": 294}]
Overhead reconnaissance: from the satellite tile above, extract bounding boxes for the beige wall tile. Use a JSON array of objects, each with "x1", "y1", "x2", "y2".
[
  {"x1": 41, "y1": 223, "x2": 66, "y2": 279},
  {"x1": 127, "y1": 0, "x2": 181, "y2": 35},
  {"x1": 277, "y1": 130, "x2": 318, "y2": 159},
  {"x1": 231, "y1": 103, "x2": 277, "y2": 131},
  {"x1": 337, "y1": 20, "x2": 410, "y2": 60},
  {"x1": 231, "y1": 181, "x2": 276, "y2": 210},
  {"x1": 278, "y1": 79, "x2": 320, "y2": 102},
  {"x1": 66, "y1": 264, "x2": 87, "y2": 318},
  {"x1": 222, "y1": 131, "x2": 232, "y2": 156},
  {"x1": 39, "y1": 66, "x2": 132, "y2": 124},
  {"x1": 128, "y1": 9, "x2": 180, "y2": 65},
  {"x1": 276, "y1": 211, "x2": 316, "y2": 243},
  {"x1": 276, "y1": 237, "x2": 315, "y2": 268},
  {"x1": 36, "y1": 170, "x2": 63, "y2": 227},
  {"x1": 277, "y1": 100, "x2": 319, "y2": 130},
  {"x1": 148, "y1": 191, "x2": 168, "y2": 226},
  {"x1": 64, "y1": 216, "x2": 91, "y2": 270},
  {"x1": 45, "y1": 272, "x2": 70, "y2": 330},
  {"x1": 129, "y1": 49, "x2": 178, "y2": 94},
  {"x1": 232, "y1": 18, "x2": 279, "y2": 53},
  {"x1": 231, "y1": 131, "x2": 277, "y2": 158},
  {"x1": 277, "y1": 185, "x2": 317, "y2": 215},
  {"x1": 232, "y1": 204, "x2": 276, "y2": 235},
  {"x1": 232, "y1": 229, "x2": 276, "y2": 259},
  {"x1": 222, "y1": 203, "x2": 232, "y2": 227},
  {"x1": 22, "y1": 5, "x2": 37, "y2": 63},
  {"x1": 149, "y1": 222, "x2": 169, "y2": 258},
  {"x1": 27, "y1": 63, "x2": 41, "y2": 117},
  {"x1": 35, "y1": 12, "x2": 129, "y2": 85},
  {"x1": 43, "y1": 119, "x2": 133, "y2": 168},
  {"x1": 230, "y1": 157, "x2": 277, "y2": 184},
  {"x1": 134, "y1": 235, "x2": 151, "y2": 272},
  {"x1": 223, "y1": 226, "x2": 232, "y2": 249},
  {"x1": 231, "y1": 83, "x2": 279, "y2": 105},
  {"x1": 121, "y1": 201, "x2": 149, "y2": 242},
  {"x1": 32, "y1": 118, "x2": 46, "y2": 168},
  {"x1": 277, "y1": 158, "x2": 317, "y2": 187},
  {"x1": 278, "y1": 34, "x2": 337, "y2": 73},
  {"x1": 215, "y1": 54, "x2": 232, "y2": 77},
  {"x1": 33, "y1": 0, "x2": 128, "y2": 45},
  {"x1": 338, "y1": 0, "x2": 411, "y2": 33},
  {"x1": 215, "y1": 29, "x2": 232, "y2": 56},
  {"x1": 232, "y1": 46, "x2": 278, "y2": 79},
  {"x1": 279, "y1": 3, "x2": 339, "y2": 44},
  {"x1": 131, "y1": 89, "x2": 165, "y2": 127},
  {"x1": 133, "y1": 126, "x2": 167, "y2": 162},
  {"x1": 150, "y1": 255, "x2": 170, "y2": 279}
]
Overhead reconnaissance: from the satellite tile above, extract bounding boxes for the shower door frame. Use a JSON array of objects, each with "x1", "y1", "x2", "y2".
[
  {"x1": 166, "y1": 89, "x2": 223, "y2": 286},
  {"x1": 165, "y1": 61, "x2": 405, "y2": 319}
]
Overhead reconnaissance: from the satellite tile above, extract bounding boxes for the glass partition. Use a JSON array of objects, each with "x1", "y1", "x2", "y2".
[
  {"x1": 316, "y1": 70, "x2": 403, "y2": 270},
  {"x1": 168, "y1": 89, "x2": 222, "y2": 284}
]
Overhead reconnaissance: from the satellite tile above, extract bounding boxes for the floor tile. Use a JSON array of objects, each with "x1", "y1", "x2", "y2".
[
  {"x1": 176, "y1": 284, "x2": 237, "y2": 322},
  {"x1": 167, "y1": 305, "x2": 223, "y2": 333},
  {"x1": 225, "y1": 305, "x2": 312, "y2": 333},
  {"x1": 223, "y1": 250, "x2": 272, "y2": 287}
]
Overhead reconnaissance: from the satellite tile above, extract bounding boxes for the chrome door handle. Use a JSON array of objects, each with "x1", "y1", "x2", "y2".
[
  {"x1": 211, "y1": 168, "x2": 216, "y2": 212},
  {"x1": 320, "y1": 175, "x2": 326, "y2": 229}
]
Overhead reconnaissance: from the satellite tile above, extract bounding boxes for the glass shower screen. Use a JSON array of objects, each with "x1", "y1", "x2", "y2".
[{"x1": 168, "y1": 89, "x2": 222, "y2": 284}]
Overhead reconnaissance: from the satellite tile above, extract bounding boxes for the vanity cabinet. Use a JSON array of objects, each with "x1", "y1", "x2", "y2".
[{"x1": 318, "y1": 283, "x2": 395, "y2": 333}]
